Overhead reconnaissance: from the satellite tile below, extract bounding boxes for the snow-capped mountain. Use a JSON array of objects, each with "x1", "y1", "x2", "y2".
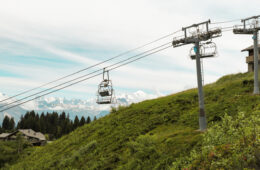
[{"x1": 0, "y1": 91, "x2": 162, "y2": 124}]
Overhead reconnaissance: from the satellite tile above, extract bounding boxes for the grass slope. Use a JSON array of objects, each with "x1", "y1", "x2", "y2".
[
  {"x1": 0, "y1": 141, "x2": 33, "y2": 168},
  {"x1": 7, "y1": 72, "x2": 260, "y2": 169}
]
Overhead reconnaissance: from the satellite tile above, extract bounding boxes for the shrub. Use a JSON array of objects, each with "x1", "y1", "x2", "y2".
[
  {"x1": 172, "y1": 112, "x2": 260, "y2": 169},
  {"x1": 120, "y1": 135, "x2": 161, "y2": 170}
]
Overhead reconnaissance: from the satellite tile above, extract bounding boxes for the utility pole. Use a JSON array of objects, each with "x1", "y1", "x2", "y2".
[
  {"x1": 172, "y1": 20, "x2": 222, "y2": 131},
  {"x1": 233, "y1": 15, "x2": 260, "y2": 95}
]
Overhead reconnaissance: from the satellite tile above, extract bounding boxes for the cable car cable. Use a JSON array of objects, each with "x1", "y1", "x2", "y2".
[
  {"x1": 211, "y1": 18, "x2": 241, "y2": 24},
  {"x1": 0, "y1": 42, "x2": 172, "y2": 110},
  {"x1": 0, "y1": 44, "x2": 172, "y2": 112},
  {"x1": 0, "y1": 30, "x2": 181, "y2": 103}
]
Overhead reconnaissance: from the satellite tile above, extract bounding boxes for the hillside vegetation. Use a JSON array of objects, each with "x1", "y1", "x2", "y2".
[
  {"x1": 6, "y1": 72, "x2": 260, "y2": 169},
  {"x1": 0, "y1": 136, "x2": 33, "y2": 168}
]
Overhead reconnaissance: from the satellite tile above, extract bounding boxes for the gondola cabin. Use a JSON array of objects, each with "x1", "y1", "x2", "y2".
[
  {"x1": 190, "y1": 42, "x2": 217, "y2": 59},
  {"x1": 96, "y1": 69, "x2": 115, "y2": 104}
]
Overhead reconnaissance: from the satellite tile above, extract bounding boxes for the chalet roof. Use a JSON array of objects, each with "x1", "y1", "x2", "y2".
[
  {"x1": 0, "y1": 133, "x2": 11, "y2": 138},
  {"x1": 0, "y1": 129, "x2": 46, "y2": 141},
  {"x1": 18, "y1": 129, "x2": 46, "y2": 141},
  {"x1": 241, "y1": 44, "x2": 260, "y2": 52}
]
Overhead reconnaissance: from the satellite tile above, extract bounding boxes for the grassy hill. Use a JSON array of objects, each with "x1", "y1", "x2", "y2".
[{"x1": 6, "y1": 72, "x2": 260, "y2": 169}]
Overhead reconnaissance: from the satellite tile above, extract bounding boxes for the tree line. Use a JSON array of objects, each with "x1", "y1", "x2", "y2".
[
  {"x1": 0, "y1": 111, "x2": 97, "y2": 140},
  {"x1": 0, "y1": 116, "x2": 15, "y2": 133}
]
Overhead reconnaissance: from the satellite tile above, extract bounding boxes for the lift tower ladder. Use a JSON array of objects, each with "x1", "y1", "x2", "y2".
[
  {"x1": 233, "y1": 15, "x2": 260, "y2": 95},
  {"x1": 172, "y1": 20, "x2": 222, "y2": 131}
]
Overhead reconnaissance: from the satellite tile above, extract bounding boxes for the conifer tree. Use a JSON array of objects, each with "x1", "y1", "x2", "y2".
[
  {"x1": 15, "y1": 110, "x2": 89, "y2": 139},
  {"x1": 10, "y1": 118, "x2": 15, "y2": 130},
  {"x1": 2, "y1": 116, "x2": 10, "y2": 131},
  {"x1": 86, "y1": 116, "x2": 91, "y2": 124},
  {"x1": 79, "y1": 116, "x2": 86, "y2": 126},
  {"x1": 73, "y1": 116, "x2": 80, "y2": 129}
]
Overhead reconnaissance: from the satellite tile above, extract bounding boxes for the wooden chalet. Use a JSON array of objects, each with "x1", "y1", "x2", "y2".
[
  {"x1": 0, "y1": 129, "x2": 46, "y2": 146},
  {"x1": 242, "y1": 44, "x2": 260, "y2": 72}
]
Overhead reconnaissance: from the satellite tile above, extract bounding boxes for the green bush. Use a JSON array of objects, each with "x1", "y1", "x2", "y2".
[
  {"x1": 0, "y1": 139, "x2": 32, "y2": 168},
  {"x1": 172, "y1": 112, "x2": 260, "y2": 169},
  {"x1": 120, "y1": 135, "x2": 161, "y2": 170}
]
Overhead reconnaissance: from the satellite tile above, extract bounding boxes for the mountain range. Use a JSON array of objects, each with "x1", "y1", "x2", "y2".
[{"x1": 0, "y1": 90, "x2": 161, "y2": 124}]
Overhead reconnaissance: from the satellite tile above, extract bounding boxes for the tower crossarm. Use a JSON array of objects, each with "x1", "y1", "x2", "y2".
[
  {"x1": 233, "y1": 15, "x2": 260, "y2": 34},
  {"x1": 241, "y1": 15, "x2": 260, "y2": 23},
  {"x1": 172, "y1": 28, "x2": 221, "y2": 47},
  {"x1": 233, "y1": 27, "x2": 260, "y2": 34}
]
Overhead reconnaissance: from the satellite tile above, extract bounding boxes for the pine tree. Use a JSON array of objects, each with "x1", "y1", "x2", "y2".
[
  {"x1": 10, "y1": 118, "x2": 15, "y2": 130},
  {"x1": 17, "y1": 115, "x2": 24, "y2": 129},
  {"x1": 39, "y1": 113, "x2": 46, "y2": 133},
  {"x1": 73, "y1": 116, "x2": 80, "y2": 129},
  {"x1": 86, "y1": 116, "x2": 91, "y2": 124},
  {"x1": 66, "y1": 113, "x2": 73, "y2": 133},
  {"x1": 2, "y1": 116, "x2": 10, "y2": 131},
  {"x1": 79, "y1": 116, "x2": 86, "y2": 126},
  {"x1": 94, "y1": 116, "x2": 97, "y2": 121},
  {"x1": 34, "y1": 114, "x2": 40, "y2": 132},
  {"x1": 60, "y1": 112, "x2": 66, "y2": 122}
]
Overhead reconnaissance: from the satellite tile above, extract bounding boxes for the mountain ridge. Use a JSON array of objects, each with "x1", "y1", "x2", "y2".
[{"x1": 0, "y1": 90, "x2": 161, "y2": 123}]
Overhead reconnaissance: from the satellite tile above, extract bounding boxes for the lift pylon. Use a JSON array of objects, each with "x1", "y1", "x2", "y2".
[
  {"x1": 172, "y1": 20, "x2": 222, "y2": 131},
  {"x1": 233, "y1": 15, "x2": 260, "y2": 95}
]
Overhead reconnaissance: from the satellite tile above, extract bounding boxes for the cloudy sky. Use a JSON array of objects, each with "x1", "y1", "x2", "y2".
[{"x1": 0, "y1": 0, "x2": 259, "y2": 100}]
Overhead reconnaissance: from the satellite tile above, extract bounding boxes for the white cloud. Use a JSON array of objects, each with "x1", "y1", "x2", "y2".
[{"x1": 0, "y1": 0, "x2": 259, "y2": 101}]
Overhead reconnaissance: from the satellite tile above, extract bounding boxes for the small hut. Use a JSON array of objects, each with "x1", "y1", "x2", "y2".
[{"x1": 242, "y1": 44, "x2": 260, "y2": 72}]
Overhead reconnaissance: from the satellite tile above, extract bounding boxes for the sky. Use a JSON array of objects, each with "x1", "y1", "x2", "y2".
[{"x1": 0, "y1": 0, "x2": 259, "y2": 101}]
